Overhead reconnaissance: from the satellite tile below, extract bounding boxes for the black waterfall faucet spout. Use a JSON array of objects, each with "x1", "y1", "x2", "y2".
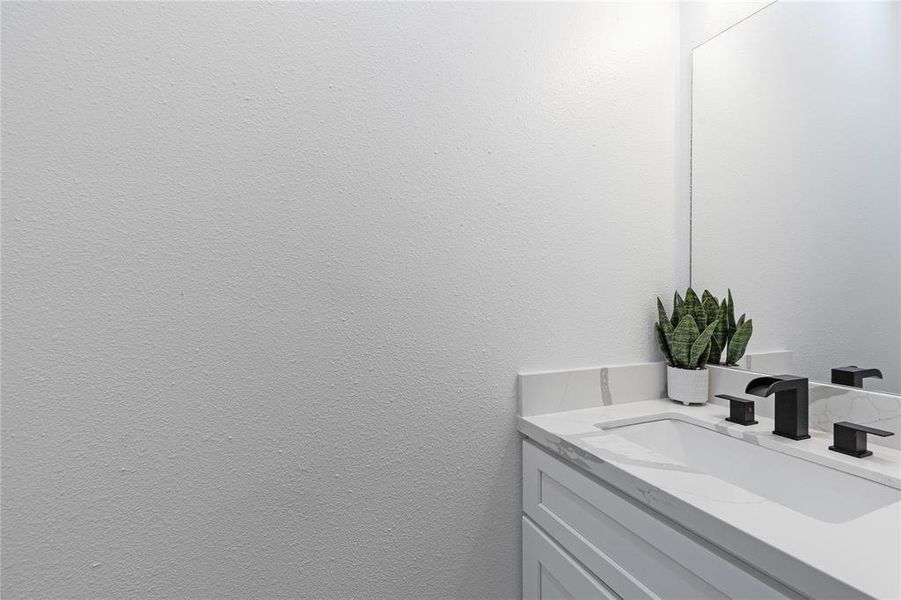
[
  {"x1": 745, "y1": 375, "x2": 810, "y2": 440},
  {"x1": 831, "y1": 366, "x2": 883, "y2": 388}
]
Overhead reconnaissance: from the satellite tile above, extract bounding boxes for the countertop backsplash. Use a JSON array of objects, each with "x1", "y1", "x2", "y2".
[{"x1": 521, "y1": 361, "x2": 901, "y2": 449}]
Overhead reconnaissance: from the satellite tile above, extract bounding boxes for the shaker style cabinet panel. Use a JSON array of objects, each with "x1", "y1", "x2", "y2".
[
  {"x1": 522, "y1": 440, "x2": 798, "y2": 600},
  {"x1": 522, "y1": 516, "x2": 620, "y2": 600}
]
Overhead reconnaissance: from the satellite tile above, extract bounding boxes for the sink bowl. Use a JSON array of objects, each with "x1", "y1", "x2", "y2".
[{"x1": 596, "y1": 418, "x2": 900, "y2": 523}]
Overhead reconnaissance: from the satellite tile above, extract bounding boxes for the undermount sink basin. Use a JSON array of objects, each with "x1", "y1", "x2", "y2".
[{"x1": 596, "y1": 419, "x2": 900, "y2": 523}]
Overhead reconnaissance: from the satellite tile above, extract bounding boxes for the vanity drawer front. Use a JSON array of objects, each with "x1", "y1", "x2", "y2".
[
  {"x1": 523, "y1": 440, "x2": 796, "y2": 600},
  {"x1": 523, "y1": 516, "x2": 620, "y2": 600}
]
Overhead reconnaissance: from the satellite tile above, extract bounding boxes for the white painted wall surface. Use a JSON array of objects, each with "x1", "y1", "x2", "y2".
[
  {"x1": 692, "y1": 1, "x2": 901, "y2": 393},
  {"x1": 1, "y1": 3, "x2": 678, "y2": 598}
]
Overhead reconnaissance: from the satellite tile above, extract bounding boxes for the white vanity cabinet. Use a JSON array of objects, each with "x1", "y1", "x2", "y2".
[
  {"x1": 521, "y1": 440, "x2": 799, "y2": 600},
  {"x1": 523, "y1": 518, "x2": 619, "y2": 600}
]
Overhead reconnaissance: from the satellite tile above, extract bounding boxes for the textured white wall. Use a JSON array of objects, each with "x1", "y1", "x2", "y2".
[
  {"x1": 1, "y1": 3, "x2": 678, "y2": 598},
  {"x1": 692, "y1": 1, "x2": 901, "y2": 392}
]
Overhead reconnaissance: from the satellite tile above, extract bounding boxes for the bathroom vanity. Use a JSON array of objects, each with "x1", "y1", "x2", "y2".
[{"x1": 518, "y1": 363, "x2": 901, "y2": 600}]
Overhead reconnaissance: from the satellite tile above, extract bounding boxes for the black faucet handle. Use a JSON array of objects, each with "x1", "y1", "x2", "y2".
[
  {"x1": 829, "y1": 421, "x2": 894, "y2": 458},
  {"x1": 716, "y1": 394, "x2": 758, "y2": 426},
  {"x1": 831, "y1": 366, "x2": 883, "y2": 388}
]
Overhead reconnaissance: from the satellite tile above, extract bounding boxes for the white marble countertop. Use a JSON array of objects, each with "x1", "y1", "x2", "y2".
[{"x1": 520, "y1": 399, "x2": 901, "y2": 599}]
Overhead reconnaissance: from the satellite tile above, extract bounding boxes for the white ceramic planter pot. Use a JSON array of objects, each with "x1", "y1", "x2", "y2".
[{"x1": 667, "y1": 366, "x2": 709, "y2": 406}]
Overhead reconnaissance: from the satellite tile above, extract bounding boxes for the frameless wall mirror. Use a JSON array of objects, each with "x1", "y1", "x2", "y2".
[{"x1": 691, "y1": 1, "x2": 901, "y2": 395}]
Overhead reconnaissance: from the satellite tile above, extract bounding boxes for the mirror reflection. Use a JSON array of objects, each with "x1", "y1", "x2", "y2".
[{"x1": 691, "y1": 1, "x2": 900, "y2": 395}]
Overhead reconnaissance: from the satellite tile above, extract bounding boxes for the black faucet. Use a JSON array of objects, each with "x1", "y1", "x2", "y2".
[
  {"x1": 715, "y1": 394, "x2": 758, "y2": 426},
  {"x1": 829, "y1": 422, "x2": 894, "y2": 458},
  {"x1": 831, "y1": 366, "x2": 883, "y2": 388},
  {"x1": 745, "y1": 375, "x2": 810, "y2": 440}
]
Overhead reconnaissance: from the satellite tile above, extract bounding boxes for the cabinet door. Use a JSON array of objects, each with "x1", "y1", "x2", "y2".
[
  {"x1": 523, "y1": 440, "x2": 799, "y2": 600},
  {"x1": 523, "y1": 516, "x2": 620, "y2": 600}
]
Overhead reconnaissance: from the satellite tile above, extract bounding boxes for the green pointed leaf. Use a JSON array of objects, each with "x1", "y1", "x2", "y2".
[
  {"x1": 726, "y1": 319, "x2": 753, "y2": 366},
  {"x1": 690, "y1": 320, "x2": 718, "y2": 369},
  {"x1": 656, "y1": 297, "x2": 669, "y2": 328},
  {"x1": 655, "y1": 322, "x2": 673, "y2": 365},
  {"x1": 684, "y1": 288, "x2": 707, "y2": 330},
  {"x1": 672, "y1": 291, "x2": 684, "y2": 327},
  {"x1": 659, "y1": 317, "x2": 677, "y2": 365},
  {"x1": 713, "y1": 300, "x2": 728, "y2": 344},
  {"x1": 737, "y1": 313, "x2": 746, "y2": 328},
  {"x1": 708, "y1": 336, "x2": 724, "y2": 364},
  {"x1": 701, "y1": 289, "x2": 716, "y2": 308},
  {"x1": 702, "y1": 295, "x2": 720, "y2": 327},
  {"x1": 670, "y1": 314, "x2": 699, "y2": 369},
  {"x1": 707, "y1": 299, "x2": 728, "y2": 364},
  {"x1": 672, "y1": 303, "x2": 684, "y2": 327},
  {"x1": 726, "y1": 289, "x2": 736, "y2": 340},
  {"x1": 660, "y1": 316, "x2": 675, "y2": 349}
]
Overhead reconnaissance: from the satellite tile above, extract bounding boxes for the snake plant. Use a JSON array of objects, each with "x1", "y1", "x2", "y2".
[
  {"x1": 706, "y1": 289, "x2": 753, "y2": 366},
  {"x1": 655, "y1": 288, "x2": 718, "y2": 370},
  {"x1": 655, "y1": 288, "x2": 753, "y2": 369}
]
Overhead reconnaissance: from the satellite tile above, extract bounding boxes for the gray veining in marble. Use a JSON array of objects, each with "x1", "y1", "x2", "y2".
[
  {"x1": 519, "y1": 362, "x2": 666, "y2": 417},
  {"x1": 599, "y1": 367, "x2": 613, "y2": 406}
]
